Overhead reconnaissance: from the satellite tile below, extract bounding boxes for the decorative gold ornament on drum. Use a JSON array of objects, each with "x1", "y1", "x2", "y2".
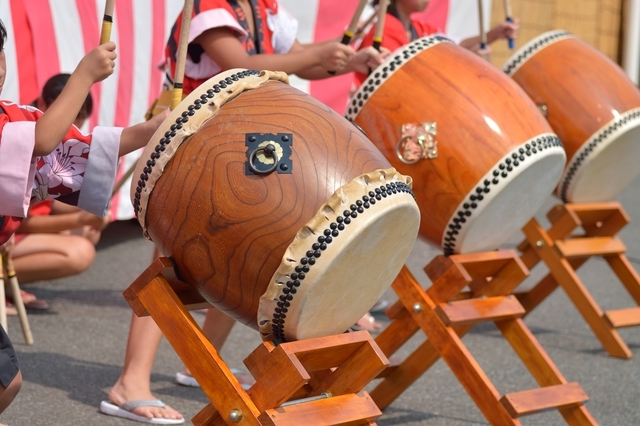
[
  {"x1": 396, "y1": 122, "x2": 438, "y2": 164},
  {"x1": 131, "y1": 69, "x2": 421, "y2": 342},
  {"x1": 504, "y1": 30, "x2": 640, "y2": 203},
  {"x1": 347, "y1": 36, "x2": 566, "y2": 256}
]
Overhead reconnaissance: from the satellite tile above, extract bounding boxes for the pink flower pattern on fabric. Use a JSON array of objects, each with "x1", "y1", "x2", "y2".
[{"x1": 33, "y1": 139, "x2": 90, "y2": 201}]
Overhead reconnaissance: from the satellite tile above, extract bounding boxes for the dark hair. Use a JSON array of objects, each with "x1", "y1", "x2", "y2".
[
  {"x1": 41, "y1": 73, "x2": 94, "y2": 119},
  {"x1": 0, "y1": 19, "x2": 7, "y2": 52}
]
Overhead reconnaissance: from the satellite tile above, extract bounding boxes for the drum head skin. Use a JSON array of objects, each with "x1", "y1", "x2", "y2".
[
  {"x1": 132, "y1": 69, "x2": 420, "y2": 341},
  {"x1": 559, "y1": 109, "x2": 640, "y2": 202},
  {"x1": 445, "y1": 136, "x2": 565, "y2": 254},
  {"x1": 505, "y1": 31, "x2": 640, "y2": 203},
  {"x1": 259, "y1": 169, "x2": 420, "y2": 342}
]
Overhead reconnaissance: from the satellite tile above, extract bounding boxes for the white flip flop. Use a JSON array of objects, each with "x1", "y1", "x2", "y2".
[{"x1": 99, "y1": 400, "x2": 185, "y2": 424}]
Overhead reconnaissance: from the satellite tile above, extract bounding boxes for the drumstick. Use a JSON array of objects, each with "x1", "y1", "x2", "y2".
[
  {"x1": 111, "y1": 159, "x2": 137, "y2": 197},
  {"x1": 353, "y1": 9, "x2": 378, "y2": 43},
  {"x1": 477, "y1": 0, "x2": 488, "y2": 57},
  {"x1": 99, "y1": 0, "x2": 115, "y2": 45},
  {"x1": 172, "y1": 0, "x2": 195, "y2": 109},
  {"x1": 341, "y1": 0, "x2": 370, "y2": 45},
  {"x1": 373, "y1": 0, "x2": 390, "y2": 52},
  {"x1": 328, "y1": 0, "x2": 369, "y2": 75},
  {"x1": 504, "y1": 0, "x2": 515, "y2": 49},
  {"x1": 111, "y1": 0, "x2": 194, "y2": 199}
]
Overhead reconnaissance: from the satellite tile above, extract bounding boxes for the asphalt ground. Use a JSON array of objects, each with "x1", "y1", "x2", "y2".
[{"x1": 1, "y1": 175, "x2": 639, "y2": 425}]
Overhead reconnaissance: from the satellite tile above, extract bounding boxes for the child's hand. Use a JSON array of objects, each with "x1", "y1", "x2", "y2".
[
  {"x1": 489, "y1": 18, "x2": 519, "y2": 43},
  {"x1": 78, "y1": 210, "x2": 110, "y2": 230},
  {"x1": 348, "y1": 46, "x2": 390, "y2": 74},
  {"x1": 317, "y1": 42, "x2": 356, "y2": 73},
  {"x1": 76, "y1": 42, "x2": 117, "y2": 85}
]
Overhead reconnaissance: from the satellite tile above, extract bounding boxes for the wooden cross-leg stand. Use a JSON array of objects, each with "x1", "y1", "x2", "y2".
[
  {"x1": 124, "y1": 257, "x2": 388, "y2": 426},
  {"x1": 517, "y1": 202, "x2": 640, "y2": 359},
  {"x1": 371, "y1": 250, "x2": 595, "y2": 425}
]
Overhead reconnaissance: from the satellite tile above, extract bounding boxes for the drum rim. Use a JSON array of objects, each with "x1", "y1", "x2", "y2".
[
  {"x1": 258, "y1": 168, "x2": 419, "y2": 343},
  {"x1": 131, "y1": 68, "x2": 289, "y2": 238},
  {"x1": 442, "y1": 133, "x2": 565, "y2": 255},
  {"x1": 503, "y1": 30, "x2": 572, "y2": 76},
  {"x1": 345, "y1": 35, "x2": 453, "y2": 121},
  {"x1": 559, "y1": 107, "x2": 640, "y2": 202}
]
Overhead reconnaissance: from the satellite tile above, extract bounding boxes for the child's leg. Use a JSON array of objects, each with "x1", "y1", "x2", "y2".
[
  {"x1": 0, "y1": 370, "x2": 22, "y2": 415},
  {"x1": 11, "y1": 234, "x2": 96, "y2": 283},
  {"x1": 106, "y1": 313, "x2": 183, "y2": 421},
  {"x1": 0, "y1": 326, "x2": 21, "y2": 415}
]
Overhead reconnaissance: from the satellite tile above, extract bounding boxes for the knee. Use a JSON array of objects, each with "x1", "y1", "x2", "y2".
[
  {"x1": 67, "y1": 238, "x2": 96, "y2": 274},
  {"x1": 0, "y1": 370, "x2": 22, "y2": 415}
]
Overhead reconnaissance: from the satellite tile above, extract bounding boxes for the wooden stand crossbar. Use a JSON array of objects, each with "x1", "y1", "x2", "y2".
[
  {"x1": 124, "y1": 257, "x2": 388, "y2": 425},
  {"x1": 371, "y1": 250, "x2": 595, "y2": 425},
  {"x1": 517, "y1": 202, "x2": 640, "y2": 359}
]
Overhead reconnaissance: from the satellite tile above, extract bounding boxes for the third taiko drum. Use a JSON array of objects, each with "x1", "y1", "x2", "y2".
[
  {"x1": 346, "y1": 36, "x2": 566, "y2": 256},
  {"x1": 504, "y1": 30, "x2": 640, "y2": 203},
  {"x1": 131, "y1": 69, "x2": 420, "y2": 342}
]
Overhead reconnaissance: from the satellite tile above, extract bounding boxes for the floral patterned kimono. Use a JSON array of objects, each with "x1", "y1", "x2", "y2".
[{"x1": 0, "y1": 100, "x2": 122, "y2": 245}]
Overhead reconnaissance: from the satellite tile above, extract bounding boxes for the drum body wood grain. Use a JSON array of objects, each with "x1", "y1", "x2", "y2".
[
  {"x1": 131, "y1": 69, "x2": 420, "y2": 341},
  {"x1": 504, "y1": 30, "x2": 640, "y2": 202},
  {"x1": 347, "y1": 37, "x2": 566, "y2": 255}
]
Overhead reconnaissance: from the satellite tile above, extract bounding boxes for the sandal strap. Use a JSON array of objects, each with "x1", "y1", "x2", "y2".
[{"x1": 120, "y1": 400, "x2": 166, "y2": 411}]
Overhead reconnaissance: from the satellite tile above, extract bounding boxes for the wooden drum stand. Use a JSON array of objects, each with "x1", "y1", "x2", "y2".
[
  {"x1": 124, "y1": 257, "x2": 389, "y2": 425},
  {"x1": 517, "y1": 202, "x2": 640, "y2": 359},
  {"x1": 371, "y1": 250, "x2": 596, "y2": 425}
]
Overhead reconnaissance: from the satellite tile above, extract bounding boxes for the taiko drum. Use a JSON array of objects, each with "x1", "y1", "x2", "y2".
[
  {"x1": 504, "y1": 30, "x2": 640, "y2": 202},
  {"x1": 347, "y1": 36, "x2": 566, "y2": 255},
  {"x1": 131, "y1": 69, "x2": 420, "y2": 342}
]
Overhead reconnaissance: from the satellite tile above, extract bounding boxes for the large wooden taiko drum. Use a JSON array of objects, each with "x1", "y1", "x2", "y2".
[
  {"x1": 131, "y1": 69, "x2": 420, "y2": 342},
  {"x1": 504, "y1": 30, "x2": 640, "y2": 203},
  {"x1": 346, "y1": 36, "x2": 566, "y2": 255}
]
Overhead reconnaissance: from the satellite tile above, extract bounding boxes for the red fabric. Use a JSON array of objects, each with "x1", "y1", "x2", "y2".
[
  {"x1": 0, "y1": 216, "x2": 23, "y2": 246},
  {"x1": 27, "y1": 200, "x2": 53, "y2": 217},
  {"x1": 354, "y1": 13, "x2": 437, "y2": 87},
  {"x1": 12, "y1": 200, "x2": 53, "y2": 244},
  {"x1": 166, "y1": 0, "x2": 278, "y2": 95}
]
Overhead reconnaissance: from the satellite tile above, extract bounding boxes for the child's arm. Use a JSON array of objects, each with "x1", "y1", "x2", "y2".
[
  {"x1": 459, "y1": 19, "x2": 519, "y2": 52},
  {"x1": 15, "y1": 209, "x2": 107, "y2": 234},
  {"x1": 194, "y1": 28, "x2": 362, "y2": 79},
  {"x1": 33, "y1": 42, "x2": 117, "y2": 156},
  {"x1": 117, "y1": 109, "x2": 169, "y2": 156}
]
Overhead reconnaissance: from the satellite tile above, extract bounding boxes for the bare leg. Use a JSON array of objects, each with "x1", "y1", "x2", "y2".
[
  {"x1": 0, "y1": 370, "x2": 21, "y2": 415},
  {"x1": 181, "y1": 308, "x2": 254, "y2": 387},
  {"x1": 11, "y1": 234, "x2": 96, "y2": 284},
  {"x1": 202, "y1": 308, "x2": 236, "y2": 351},
  {"x1": 107, "y1": 313, "x2": 183, "y2": 421}
]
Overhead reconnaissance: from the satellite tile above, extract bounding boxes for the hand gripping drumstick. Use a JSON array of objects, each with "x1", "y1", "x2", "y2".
[
  {"x1": 504, "y1": 0, "x2": 515, "y2": 49},
  {"x1": 328, "y1": 0, "x2": 369, "y2": 75},
  {"x1": 99, "y1": 0, "x2": 115, "y2": 45}
]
